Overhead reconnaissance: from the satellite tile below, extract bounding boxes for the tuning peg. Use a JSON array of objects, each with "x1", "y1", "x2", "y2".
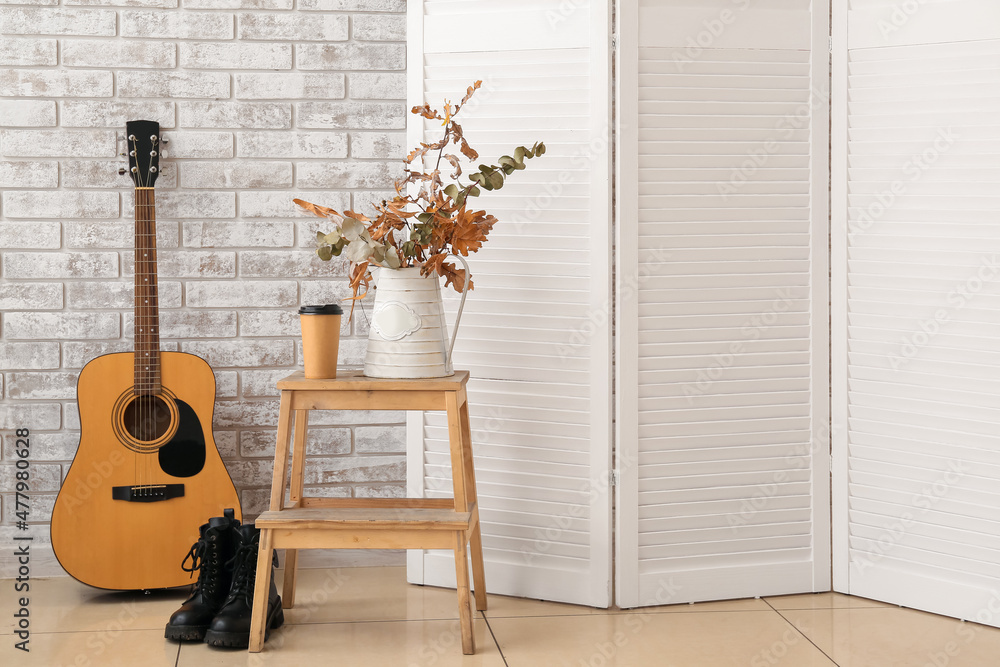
[
  {"x1": 118, "y1": 167, "x2": 127, "y2": 176},
  {"x1": 161, "y1": 137, "x2": 169, "y2": 145},
  {"x1": 120, "y1": 152, "x2": 127, "y2": 157}
]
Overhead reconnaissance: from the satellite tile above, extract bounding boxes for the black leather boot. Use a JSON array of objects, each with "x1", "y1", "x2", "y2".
[
  {"x1": 204, "y1": 524, "x2": 283, "y2": 648},
  {"x1": 164, "y1": 509, "x2": 240, "y2": 641}
]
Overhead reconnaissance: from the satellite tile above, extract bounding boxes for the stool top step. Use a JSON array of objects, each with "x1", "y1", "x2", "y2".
[
  {"x1": 256, "y1": 507, "x2": 473, "y2": 530},
  {"x1": 277, "y1": 370, "x2": 469, "y2": 391}
]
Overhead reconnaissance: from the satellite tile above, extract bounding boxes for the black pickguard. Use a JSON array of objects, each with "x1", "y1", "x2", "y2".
[{"x1": 157, "y1": 399, "x2": 206, "y2": 478}]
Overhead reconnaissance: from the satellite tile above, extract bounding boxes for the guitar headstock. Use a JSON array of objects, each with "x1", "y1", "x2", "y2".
[{"x1": 124, "y1": 119, "x2": 161, "y2": 188}]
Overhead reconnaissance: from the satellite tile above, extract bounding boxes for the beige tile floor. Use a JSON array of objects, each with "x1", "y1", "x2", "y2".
[{"x1": 3, "y1": 566, "x2": 1000, "y2": 666}]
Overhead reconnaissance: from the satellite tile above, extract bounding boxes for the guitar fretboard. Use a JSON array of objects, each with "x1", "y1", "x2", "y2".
[{"x1": 134, "y1": 187, "x2": 161, "y2": 395}]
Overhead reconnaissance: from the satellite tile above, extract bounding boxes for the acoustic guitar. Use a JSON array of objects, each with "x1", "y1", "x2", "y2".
[{"x1": 51, "y1": 120, "x2": 242, "y2": 590}]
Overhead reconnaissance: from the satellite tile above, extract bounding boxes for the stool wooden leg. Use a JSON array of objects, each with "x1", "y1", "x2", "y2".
[
  {"x1": 248, "y1": 528, "x2": 276, "y2": 653},
  {"x1": 282, "y1": 410, "x2": 308, "y2": 608},
  {"x1": 268, "y1": 392, "x2": 294, "y2": 511},
  {"x1": 445, "y1": 392, "x2": 468, "y2": 513},
  {"x1": 459, "y1": 393, "x2": 487, "y2": 611},
  {"x1": 289, "y1": 410, "x2": 309, "y2": 505},
  {"x1": 454, "y1": 531, "x2": 475, "y2": 655},
  {"x1": 281, "y1": 549, "x2": 298, "y2": 609}
]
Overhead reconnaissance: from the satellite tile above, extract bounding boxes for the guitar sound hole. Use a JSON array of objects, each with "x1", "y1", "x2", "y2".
[{"x1": 123, "y1": 395, "x2": 172, "y2": 443}]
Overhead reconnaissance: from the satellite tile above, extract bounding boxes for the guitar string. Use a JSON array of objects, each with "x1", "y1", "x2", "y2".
[
  {"x1": 134, "y1": 134, "x2": 152, "y2": 496},
  {"x1": 135, "y1": 134, "x2": 141, "y2": 495},
  {"x1": 132, "y1": 133, "x2": 162, "y2": 497},
  {"x1": 133, "y1": 135, "x2": 140, "y2": 495},
  {"x1": 143, "y1": 183, "x2": 153, "y2": 493},
  {"x1": 141, "y1": 136, "x2": 146, "y2": 496}
]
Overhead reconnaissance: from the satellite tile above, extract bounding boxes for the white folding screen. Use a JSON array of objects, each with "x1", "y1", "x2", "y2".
[
  {"x1": 617, "y1": 0, "x2": 831, "y2": 607},
  {"x1": 406, "y1": 0, "x2": 613, "y2": 607},
  {"x1": 832, "y1": 0, "x2": 1000, "y2": 628}
]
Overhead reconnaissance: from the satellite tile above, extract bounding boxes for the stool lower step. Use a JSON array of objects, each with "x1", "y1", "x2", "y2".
[{"x1": 256, "y1": 506, "x2": 474, "y2": 531}]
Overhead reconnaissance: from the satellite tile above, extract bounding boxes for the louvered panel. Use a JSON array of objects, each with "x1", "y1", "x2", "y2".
[
  {"x1": 640, "y1": 441, "x2": 816, "y2": 465},
  {"x1": 639, "y1": 547, "x2": 814, "y2": 573},
  {"x1": 618, "y1": 0, "x2": 828, "y2": 607},
  {"x1": 409, "y1": 0, "x2": 611, "y2": 607},
  {"x1": 849, "y1": 496, "x2": 1000, "y2": 537},
  {"x1": 834, "y1": 10, "x2": 1000, "y2": 625},
  {"x1": 643, "y1": 507, "x2": 812, "y2": 532},
  {"x1": 848, "y1": 481, "x2": 999, "y2": 525}
]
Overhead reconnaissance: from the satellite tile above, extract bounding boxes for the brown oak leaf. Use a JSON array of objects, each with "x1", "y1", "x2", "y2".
[
  {"x1": 448, "y1": 206, "x2": 489, "y2": 255},
  {"x1": 422, "y1": 253, "x2": 472, "y2": 292},
  {"x1": 443, "y1": 154, "x2": 462, "y2": 179},
  {"x1": 460, "y1": 80, "x2": 482, "y2": 107},
  {"x1": 411, "y1": 104, "x2": 442, "y2": 121},
  {"x1": 450, "y1": 122, "x2": 479, "y2": 161}
]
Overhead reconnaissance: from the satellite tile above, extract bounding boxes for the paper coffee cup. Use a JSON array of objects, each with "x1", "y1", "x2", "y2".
[{"x1": 299, "y1": 304, "x2": 343, "y2": 379}]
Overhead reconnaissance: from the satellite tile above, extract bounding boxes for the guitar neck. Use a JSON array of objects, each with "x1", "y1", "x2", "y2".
[{"x1": 134, "y1": 186, "x2": 161, "y2": 395}]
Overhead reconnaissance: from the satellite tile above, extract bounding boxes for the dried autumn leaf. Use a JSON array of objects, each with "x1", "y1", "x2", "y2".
[
  {"x1": 343, "y1": 209, "x2": 371, "y2": 223},
  {"x1": 294, "y1": 198, "x2": 342, "y2": 220},
  {"x1": 422, "y1": 252, "x2": 472, "y2": 292},
  {"x1": 411, "y1": 104, "x2": 442, "y2": 121},
  {"x1": 428, "y1": 137, "x2": 449, "y2": 151},
  {"x1": 422, "y1": 252, "x2": 446, "y2": 277},
  {"x1": 460, "y1": 80, "x2": 482, "y2": 107},
  {"x1": 442, "y1": 263, "x2": 471, "y2": 292},
  {"x1": 406, "y1": 143, "x2": 432, "y2": 164},
  {"x1": 442, "y1": 154, "x2": 462, "y2": 179},
  {"x1": 450, "y1": 123, "x2": 480, "y2": 161},
  {"x1": 450, "y1": 206, "x2": 495, "y2": 256}
]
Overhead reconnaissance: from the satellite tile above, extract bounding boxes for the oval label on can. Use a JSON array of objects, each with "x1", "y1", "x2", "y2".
[{"x1": 371, "y1": 301, "x2": 423, "y2": 341}]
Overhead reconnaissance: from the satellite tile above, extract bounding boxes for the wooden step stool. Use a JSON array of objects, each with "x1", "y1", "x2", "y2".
[{"x1": 248, "y1": 370, "x2": 487, "y2": 654}]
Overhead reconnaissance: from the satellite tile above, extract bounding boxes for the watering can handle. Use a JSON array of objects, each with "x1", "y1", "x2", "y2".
[{"x1": 446, "y1": 254, "x2": 471, "y2": 367}]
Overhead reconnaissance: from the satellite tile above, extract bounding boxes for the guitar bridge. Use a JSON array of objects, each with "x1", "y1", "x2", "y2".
[{"x1": 112, "y1": 484, "x2": 185, "y2": 503}]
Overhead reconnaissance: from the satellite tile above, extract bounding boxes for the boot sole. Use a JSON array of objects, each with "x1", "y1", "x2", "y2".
[
  {"x1": 164, "y1": 624, "x2": 207, "y2": 642},
  {"x1": 204, "y1": 598, "x2": 284, "y2": 649}
]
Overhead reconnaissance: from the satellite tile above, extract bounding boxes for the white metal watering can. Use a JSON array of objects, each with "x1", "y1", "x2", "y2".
[{"x1": 363, "y1": 255, "x2": 470, "y2": 378}]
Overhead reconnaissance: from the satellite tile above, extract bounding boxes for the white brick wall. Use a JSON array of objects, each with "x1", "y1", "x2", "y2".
[{"x1": 0, "y1": 0, "x2": 408, "y2": 574}]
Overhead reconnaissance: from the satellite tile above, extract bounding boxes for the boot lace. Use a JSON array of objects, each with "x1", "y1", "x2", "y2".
[
  {"x1": 223, "y1": 541, "x2": 258, "y2": 604},
  {"x1": 180, "y1": 535, "x2": 222, "y2": 599},
  {"x1": 223, "y1": 539, "x2": 278, "y2": 605}
]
